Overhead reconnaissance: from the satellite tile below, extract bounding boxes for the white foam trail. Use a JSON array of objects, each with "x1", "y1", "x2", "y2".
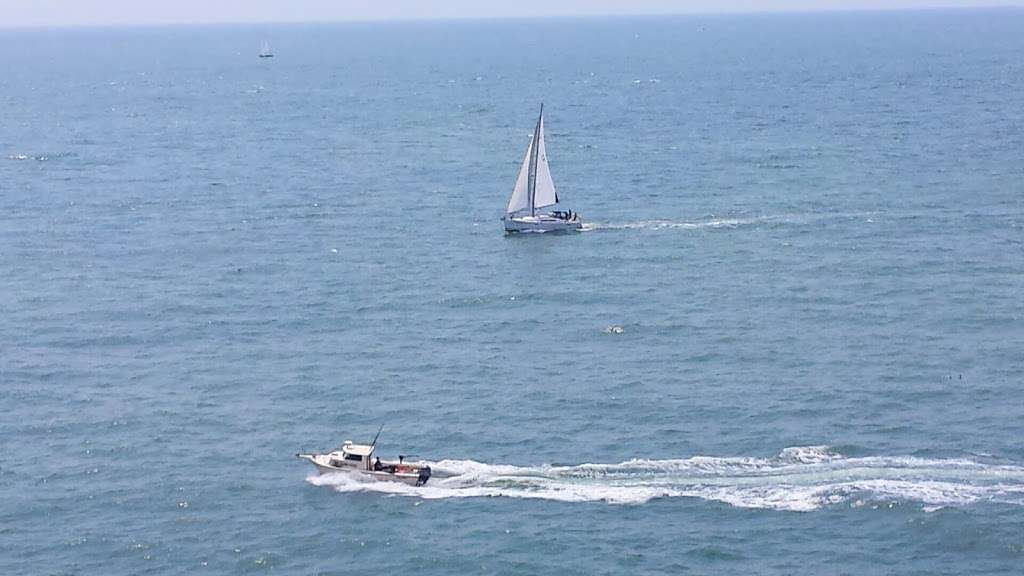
[
  {"x1": 582, "y1": 212, "x2": 878, "y2": 232},
  {"x1": 305, "y1": 446, "x2": 1024, "y2": 511},
  {"x1": 582, "y1": 218, "x2": 752, "y2": 231}
]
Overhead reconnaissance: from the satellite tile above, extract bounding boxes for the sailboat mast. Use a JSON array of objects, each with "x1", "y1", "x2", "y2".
[{"x1": 527, "y1": 103, "x2": 543, "y2": 217}]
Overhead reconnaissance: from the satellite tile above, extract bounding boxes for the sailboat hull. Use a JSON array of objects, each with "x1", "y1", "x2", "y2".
[{"x1": 504, "y1": 214, "x2": 582, "y2": 234}]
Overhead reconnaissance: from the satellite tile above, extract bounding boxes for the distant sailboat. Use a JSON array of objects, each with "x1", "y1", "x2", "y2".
[
  {"x1": 259, "y1": 40, "x2": 274, "y2": 58},
  {"x1": 503, "y1": 104, "x2": 582, "y2": 234}
]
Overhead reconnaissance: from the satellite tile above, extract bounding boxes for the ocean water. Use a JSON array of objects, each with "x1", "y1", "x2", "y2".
[{"x1": 2, "y1": 9, "x2": 1023, "y2": 575}]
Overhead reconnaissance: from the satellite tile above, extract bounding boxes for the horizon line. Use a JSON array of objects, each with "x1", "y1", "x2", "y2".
[{"x1": 1, "y1": 3, "x2": 1022, "y2": 32}]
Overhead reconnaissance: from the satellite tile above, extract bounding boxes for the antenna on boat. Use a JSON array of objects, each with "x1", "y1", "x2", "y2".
[{"x1": 370, "y1": 424, "x2": 384, "y2": 448}]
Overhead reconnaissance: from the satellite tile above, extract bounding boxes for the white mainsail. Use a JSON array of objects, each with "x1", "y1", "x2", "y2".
[
  {"x1": 532, "y1": 117, "x2": 557, "y2": 210},
  {"x1": 260, "y1": 40, "x2": 272, "y2": 57},
  {"x1": 505, "y1": 106, "x2": 557, "y2": 216}
]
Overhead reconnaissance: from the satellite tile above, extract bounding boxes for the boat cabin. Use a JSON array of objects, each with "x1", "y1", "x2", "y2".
[{"x1": 328, "y1": 441, "x2": 376, "y2": 471}]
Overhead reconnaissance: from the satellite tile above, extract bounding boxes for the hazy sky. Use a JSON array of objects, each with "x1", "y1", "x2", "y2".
[{"x1": 1, "y1": 0, "x2": 1021, "y2": 28}]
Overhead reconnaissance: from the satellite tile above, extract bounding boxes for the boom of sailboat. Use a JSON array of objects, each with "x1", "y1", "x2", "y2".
[{"x1": 503, "y1": 104, "x2": 582, "y2": 234}]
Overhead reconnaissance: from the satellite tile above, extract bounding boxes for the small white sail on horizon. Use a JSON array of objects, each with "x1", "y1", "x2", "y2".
[
  {"x1": 502, "y1": 104, "x2": 581, "y2": 234},
  {"x1": 259, "y1": 40, "x2": 274, "y2": 58}
]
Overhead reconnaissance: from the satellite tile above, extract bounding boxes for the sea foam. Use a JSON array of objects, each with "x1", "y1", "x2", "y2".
[
  {"x1": 581, "y1": 211, "x2": 878, "y2": 232},
  {"x1": 306, "y1": 446, "x2": 1024, "y2": 511}
]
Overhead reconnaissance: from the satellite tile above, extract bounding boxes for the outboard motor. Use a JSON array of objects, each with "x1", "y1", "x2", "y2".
[{"x1": 416, "y1": 465, "x2": 431, "y2": 486}]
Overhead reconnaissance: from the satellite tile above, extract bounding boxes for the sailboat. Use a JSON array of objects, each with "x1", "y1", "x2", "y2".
[
  {"x1": 259, "y1": 40, "x2": 274, "y2": 58},
  {"x1": 503, "y1": 104, "x2": 582, "y2": 234}
]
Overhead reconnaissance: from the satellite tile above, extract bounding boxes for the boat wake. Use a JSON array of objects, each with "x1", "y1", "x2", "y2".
[
  {"x1": 582, "y1": 217, "x2": 758, "y2": 231},
  {"x1": 306, "y1": 446, "x2": 1024, "y2": 511},
  {"x1": 581, "y1": 212, "x2": 877, "y2": 232}
]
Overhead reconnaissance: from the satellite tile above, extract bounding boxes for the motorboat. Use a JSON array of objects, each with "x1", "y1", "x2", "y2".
[
  {"x1": 297, "y1": 439, "x2": 431, "y2": 486},
  {"x1": 503, "y1": 104, "x2": 582, "y2": 234}
]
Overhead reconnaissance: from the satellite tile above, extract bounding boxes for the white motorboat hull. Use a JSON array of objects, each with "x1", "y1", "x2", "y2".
[
  {"x1": 297, "y1": 453, "x2": 430, "y2": 486},
  {"x1": 504, "y1": 213, "x2": 582, "y2": 234}
]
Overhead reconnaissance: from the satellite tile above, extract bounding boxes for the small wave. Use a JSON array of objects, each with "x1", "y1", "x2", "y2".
[
  {"x1": 7, "y1": 151, "x2": 77, "y2": 162},
  {"x1": 7, "y1": 153, "x2": 48, "y2": 162},
  {"x1": 306, "y1": 446, "x2": 1024, "y2": 511}
]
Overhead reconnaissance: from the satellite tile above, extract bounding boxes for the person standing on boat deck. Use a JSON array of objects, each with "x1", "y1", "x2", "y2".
[{"x1": 373, "y1": 457, "x2": 383, "y2": 471}]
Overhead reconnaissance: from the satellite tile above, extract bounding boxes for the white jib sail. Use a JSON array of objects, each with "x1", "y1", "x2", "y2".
[
  {"x1": 532, "y1": 117, "x2": 557, "y2": 210},
  {"x1": 506, "y1": 138, "x2": 533, "y2": 215}
]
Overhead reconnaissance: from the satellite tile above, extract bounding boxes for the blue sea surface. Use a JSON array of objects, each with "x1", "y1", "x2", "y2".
[{"x1": 2, "y1": 9, "x2": 1024, "y2": 575}]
